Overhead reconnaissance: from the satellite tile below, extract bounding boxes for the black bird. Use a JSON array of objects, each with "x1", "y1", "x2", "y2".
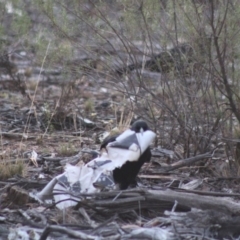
[
  {"x1": 37, "y1": 120, "x2": 154, "y2": 209},
  {"x1": 100, "y1": 120, "x2": 152, "y2": 190}
]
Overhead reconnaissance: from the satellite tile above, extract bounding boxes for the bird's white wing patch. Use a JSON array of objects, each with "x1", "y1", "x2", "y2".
[
  {"x1": 136, "y1": 130, "x2": 156, "y2": 153},
  {"x1": 107, "y1": 129, "x2": 156, "y2": 162},
  {"x1": 115, "y1": 129, "x2": 134, "y2": 142},
  {"x1": 107, "y1": 146, "x2": 140, "y2": 163}
]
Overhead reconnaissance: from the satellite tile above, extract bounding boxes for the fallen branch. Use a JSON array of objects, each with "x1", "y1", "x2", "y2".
[
  {"x1": 147, "y1": 189, "x2": 240, "y2": 215},
  {"x1": 75, "y1": 188, "x2": 240, "y2": 215},
  {"x1": 40, "y1": 225, "x2": 99, "y2": 240},
  {"x1": 161, "y1": 152, "x2": 212, "y2": 172}
]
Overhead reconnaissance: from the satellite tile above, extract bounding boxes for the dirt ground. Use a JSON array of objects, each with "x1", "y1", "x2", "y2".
[{"x1": 1, "y1": 1, "x2": 240, "y2": 239}]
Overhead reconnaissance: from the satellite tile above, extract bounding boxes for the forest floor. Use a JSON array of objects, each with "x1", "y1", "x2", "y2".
[{"x1": 1, "y1": 1, "x2": 240, "y2": 239}]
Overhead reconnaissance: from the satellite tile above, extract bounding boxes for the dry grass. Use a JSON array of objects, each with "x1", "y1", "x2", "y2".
[
  {"x1": 58, "y1": 143, "x2": 77, "y2": 157},
  {"x1": 84, "y1": 98, "x2": 94, "y2": 113},
  {"x1": 0, "y1": 160, "x2": 26, "y2": 180},
  {"x1": 113, "y1": 102, "x2": 134, "y2": 132}
]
